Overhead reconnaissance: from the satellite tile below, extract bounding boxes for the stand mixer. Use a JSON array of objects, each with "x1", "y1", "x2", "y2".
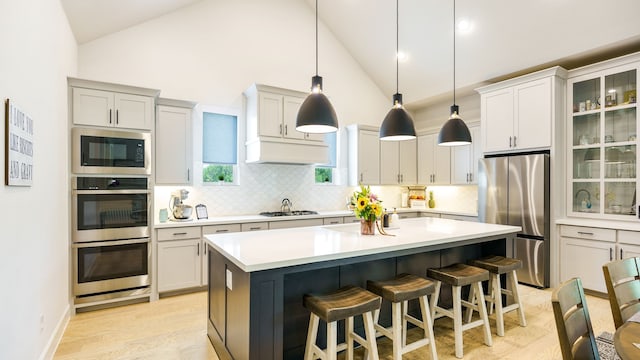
[{"x1": 169, "y1": 189, "x2": 193, "y2": 220}]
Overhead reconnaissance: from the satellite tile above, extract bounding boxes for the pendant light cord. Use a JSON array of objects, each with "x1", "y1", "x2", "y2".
[
  {"x1": 453, "y1": 0, "x2": 456, "y2": 105},
  {"x1": 396, "y1": 0, "x2": 399, "y2": 94},
  {"x1": 315, "y1": 0, "x2": 319, "y2": 76}
]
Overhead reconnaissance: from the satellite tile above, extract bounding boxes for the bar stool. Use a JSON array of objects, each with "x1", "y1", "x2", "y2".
[
  {"x1": 366, "y1": 273, "x2": 438, "y2": 360},
  {"x1": 468, "y1": 255, "x2": 527, "y2": 336},
  {"x1": 303, "y1": 285, "x2": 381, "y2": 360},
  {"x1": 428, "y1": 263, "x2": 492, "y2": 359}
]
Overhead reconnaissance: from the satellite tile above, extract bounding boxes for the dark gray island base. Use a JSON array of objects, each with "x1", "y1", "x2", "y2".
[{"x1": 205, "y1": 219, "x2": 518, "y2": 359}]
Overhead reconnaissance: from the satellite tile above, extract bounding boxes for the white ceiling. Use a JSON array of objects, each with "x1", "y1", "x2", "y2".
[{"x1": 61, "y1": 0, "x2": 640, "y2": 109}]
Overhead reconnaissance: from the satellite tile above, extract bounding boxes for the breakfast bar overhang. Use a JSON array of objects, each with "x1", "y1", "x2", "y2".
[{"x1": 204, "y1": 217, "x2": 521, "y2": 360}]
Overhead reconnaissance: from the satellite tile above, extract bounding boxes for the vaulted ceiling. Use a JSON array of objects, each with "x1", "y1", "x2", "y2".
[{"x1": 61, "y1": 0, "x2": 640, "y2": 108}]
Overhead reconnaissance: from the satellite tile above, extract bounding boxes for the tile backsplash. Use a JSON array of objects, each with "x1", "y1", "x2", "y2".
[{"x1": 154, "y1": 163, "x2": 478, "y2": 220}]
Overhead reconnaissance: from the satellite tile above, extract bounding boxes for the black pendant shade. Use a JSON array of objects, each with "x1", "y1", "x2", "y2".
[
  {"x1": 438, "y1": 105, "x2": 471, "y2": 146},
  {"x1": 438, "y1": 0, "x2": 472, "y2": 146},
  {"x1": 296, "y1": 76, "x2": 339, "y2": 133},
  {"x1": 380, "y1": 93, "x2": 417, "y2": 141},
  {"x1": 295, "y1": 0, "x2": 338, "y2": 134}
]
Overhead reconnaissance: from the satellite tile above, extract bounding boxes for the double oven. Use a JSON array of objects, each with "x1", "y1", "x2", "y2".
[{"x1": 71, "y1": 128, "x2": 152, "y2": 304}]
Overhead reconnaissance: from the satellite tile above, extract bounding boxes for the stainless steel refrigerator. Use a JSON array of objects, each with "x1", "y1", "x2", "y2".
[{"x1": 478, "y1": 153, "x2": 550, "y2": 288}]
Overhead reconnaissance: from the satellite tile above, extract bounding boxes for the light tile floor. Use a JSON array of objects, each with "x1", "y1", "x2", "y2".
[{"x1": 53, "y1": 285, "x2": 615, "y2": 360}]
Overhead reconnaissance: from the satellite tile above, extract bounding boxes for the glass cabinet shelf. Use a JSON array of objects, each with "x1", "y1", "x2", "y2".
[{"x1": 569, "y1": 63, "x2": 638, "y2": 218}]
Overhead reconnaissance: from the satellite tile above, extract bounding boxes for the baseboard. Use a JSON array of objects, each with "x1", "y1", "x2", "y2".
[{"x1": 38, "y1": 304, "x2": 71, "y2": 360}]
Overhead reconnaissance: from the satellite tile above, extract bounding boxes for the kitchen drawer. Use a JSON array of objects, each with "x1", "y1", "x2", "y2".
[
  {"x1": 323, "y1": 217, "x2": 344, "y2": 225},
  {"x1": 559, "y1": 225, "x2": 615, "y2": 242},
  {"x1": 618, "y1": 230, "x2": 640, "y2": 245},
  {"x1": 241, "y1": 222, "x2": 269, "y2": 232},
  {"x1": 441, "y1": 214, "x2": 478, "y2": 222},
  {"x1": 343, "y1": 216, "x2": 360, "y2": 223},
  {"x1": 398, "y1": 212, "x2": 418, "y2": 219},
  {"x1": 420, "y1": 212, "x2": 440, "y2": 218},
  {"x1": 202, "y1": 223, "x2": 241, "y2": 235},
  {"x1": 157, "y1": 227, "x2": 201, "y2": 241},
  {"x1": 268, "y1": 218, "x2": 323, "y2": 230}
]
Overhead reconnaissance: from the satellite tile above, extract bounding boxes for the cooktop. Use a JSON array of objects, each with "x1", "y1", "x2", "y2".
[{"x1": 259, "y1": 210, "x2": 318, "y2": 217}]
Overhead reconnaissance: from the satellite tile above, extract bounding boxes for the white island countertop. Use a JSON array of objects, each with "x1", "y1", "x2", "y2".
[{"x1": 204, "y1": 217, "x2": 520, "y2": 272}]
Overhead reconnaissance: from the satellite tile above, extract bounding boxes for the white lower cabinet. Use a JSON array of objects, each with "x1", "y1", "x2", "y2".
[
  {"x1": 559, "y1": 225, "x2": 616, "y2": 293},
  {"x1": 157, "y1": 227, "x2": 204, "y2": 292}
]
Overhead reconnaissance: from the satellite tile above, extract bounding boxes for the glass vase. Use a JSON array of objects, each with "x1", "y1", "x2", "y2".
[{"x1": 360, "y1": 218, "x2": 375, "y2": 235}]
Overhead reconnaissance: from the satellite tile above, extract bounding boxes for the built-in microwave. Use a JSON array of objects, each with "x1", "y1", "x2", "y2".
[{"x1": 72, "y1": 127, "x2": 151, "y2": 175}]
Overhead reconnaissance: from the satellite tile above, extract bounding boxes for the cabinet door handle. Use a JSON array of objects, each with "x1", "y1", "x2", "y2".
[
  {"x1": 172, "y1": 232, "x2": 187, "y2": 236},
  {"x1": 509, "y1": 136, "x2": 512, "y2": 147},
  {"x1": 470, "y1": 173, "x2": 473, "y2": 182},
  {"x1": 187, "y1": 169, "x2": 190, "y2": 181},
  {"x1": 197, "y1": 243, "x2": 200, "y2": 256},
  {"x1": 621, "y1": 248, "x2": 624, "y2": 259},
  {"x1": 204, "y1": 245, "x2": 207, "y2": 255},
  {"x1": 610, "y1": 247, "x2": 613, "y2": 261},
  {"x1": 116, "y1": 109, "x2": 119, "y2": 124},
  {"x1": 360, "y1": 173, "x2": 363, "y2": 182},
  {"x1": 279, "y1": 124, "x2": 283, "y2": 135},
  {"x1": 249, "y1": 227, "x2": 261, "y2": 231},
  {"x1": 577, "y1": 231, "x2": 594, "y2": 236},
  {"x1": 401, "y1": 174, "x2": 403, "y2": 183},
  {"x1": 513, "y1": 136, "x2": 517, "y2": 147},
  {"x1": 215, "y1": 229, "x2": 229, "y2": 233},
  {"x1": 329, "y1": 221, "x2": 339, "y2": 224},
  {"x1": 284, "y1": 124, "x2": 288, "y2": 135},
  {"x1": 109, "y1": 109, "x2": 112, "y2": 124}
]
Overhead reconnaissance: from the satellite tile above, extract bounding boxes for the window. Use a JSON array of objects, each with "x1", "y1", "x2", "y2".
[
  {"x1": 315, "y1": 132, "x2": 337, "y2": 184},
  {"x1": 202, "y1": 112, "x2": 238, "y2": 184}
]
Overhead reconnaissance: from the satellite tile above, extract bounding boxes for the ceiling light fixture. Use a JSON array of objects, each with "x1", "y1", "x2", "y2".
[
  {"x1": 379, "y1": 0, "x2": 416, "y2": 141},
  {"x1": 296, "y1": 0, "x2": 338, "y2": 134},
  {"x1": 438, "y1": 0, "x2": 471, "y2": 146}
]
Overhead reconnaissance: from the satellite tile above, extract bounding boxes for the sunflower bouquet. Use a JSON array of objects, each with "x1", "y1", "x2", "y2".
[{"x1": 352, "y1": 184, "x2": 383, "y2": 221}]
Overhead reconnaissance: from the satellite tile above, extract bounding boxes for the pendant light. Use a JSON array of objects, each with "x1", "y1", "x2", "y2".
[
  {"x1": 296, "y1": 0, "x2": 338, "y2": 134},
  {"x1": 379, "y1": 0, "x2": 416, "y2": 141},
  {"x1": 438, "y1": 0, "x2": 471, "y2": 146}
]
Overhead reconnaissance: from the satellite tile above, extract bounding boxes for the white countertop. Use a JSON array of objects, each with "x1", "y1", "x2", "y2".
[
  {"x1": 154, "y1": 208, "x2": 478, "y2": 228},
  {"x1": 204, "y1": 217, "x2": 519, "y2": 272}
]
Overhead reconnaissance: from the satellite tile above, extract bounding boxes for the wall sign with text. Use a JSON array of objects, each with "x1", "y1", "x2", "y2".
[{"x1": 5, "y1": 99, "x2": 33, "y2": 186}]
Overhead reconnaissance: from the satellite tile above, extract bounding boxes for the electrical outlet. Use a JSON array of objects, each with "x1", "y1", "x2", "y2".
[{"x1": 226, "y1": 269, "x2": 233, "y2": 290}]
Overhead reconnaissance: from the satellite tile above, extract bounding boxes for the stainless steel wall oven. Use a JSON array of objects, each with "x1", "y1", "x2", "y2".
[{"x1": 71, "y1": 176, "x2": 151, "y2": 303}]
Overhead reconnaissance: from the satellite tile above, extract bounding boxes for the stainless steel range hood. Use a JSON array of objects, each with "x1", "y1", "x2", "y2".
[{"x1": 245, "y1": 137, "x2": 329, "y2": 165}]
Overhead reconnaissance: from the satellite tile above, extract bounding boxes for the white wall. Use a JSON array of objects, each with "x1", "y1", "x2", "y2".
[
  {"x1": 77, "y1": 0, "x2": 389, "y2": 127},
  {"x1": 0, "y1": 0, "x2": 77, "y2": 359}
]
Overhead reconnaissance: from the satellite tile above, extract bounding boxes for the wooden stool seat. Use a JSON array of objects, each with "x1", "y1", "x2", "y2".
[
  {"x1": 466, "y1": 255, "x2": 527, "y2": 337},
  {"x1": 428, "y1": 263, "x2": 490, "y2": 286},
  {"x1": 367, "y1": 274, "x2": 438, "y2": 359},
  {"x1": 367, "y1": 273, "x2": 435, "y2": 302},
  {"x1": 303, "y1": 285, "x2": 381, "y2": 360},
  {"x1": 469, "y1": 255, "x2": 522, "y2": 274},
  {"x1": 303, "y1": 285, "x2": 381, "y2": 323},
  {"x1": 428, "y1": 264, "x2": 492, "y2": 358}
]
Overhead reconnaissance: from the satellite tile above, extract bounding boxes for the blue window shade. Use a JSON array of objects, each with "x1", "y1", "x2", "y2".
[
  {"x1": 203, "y1": 112, "x2": 237, "y2": 164},
  {"x1": 325, "y1": 132, "x2": 337, "y2": 168}
]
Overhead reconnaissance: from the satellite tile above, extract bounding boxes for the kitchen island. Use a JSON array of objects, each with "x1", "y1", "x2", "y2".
[{"x1": 204, "y1": 217, "x2": 520, "y2": 360}]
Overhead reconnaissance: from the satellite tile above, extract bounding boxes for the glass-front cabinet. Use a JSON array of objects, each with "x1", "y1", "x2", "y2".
[{"x1": 569, "y1": 57, "x2": 638, "y2": 218}]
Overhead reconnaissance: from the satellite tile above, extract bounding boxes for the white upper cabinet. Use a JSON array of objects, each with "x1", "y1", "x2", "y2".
[
  {"x1": 451, "y1": 125, "x2": 481, "y2": 184},
  {"x1": 155, "y1": 99, "x2": 196, "y2": 185},
  {"x1": 347, "y1": 125, "x2": 380, "y2": 185},
  {"x1": 477, "y1": 67, "x2": 567, "y2": 154},
  {"x1": 380, "y1": 139, "x2": 417, "y2": 185},
  {"x1": 417, "y1": 133, "x2": 451, "y2": 185},
  {"x1": 246, "y1": 84, "x2": 323, "y2": 142},
  {"x1": 69, "y1": 78, "x2": 159, "y2": 131}
]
